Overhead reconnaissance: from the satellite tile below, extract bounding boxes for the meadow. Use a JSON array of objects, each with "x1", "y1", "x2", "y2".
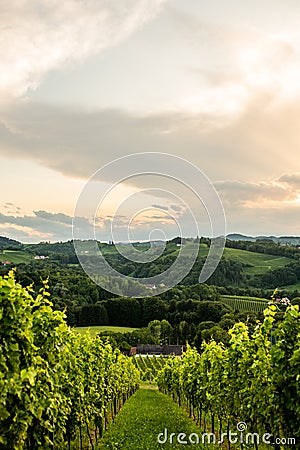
[
  {"x1": 75, "y1": 325, "x2": 138, "y2": 336},
  {"x1": 0, "y1": 250, "x2": 32, "y2": 264},
  {"x1": 223, "y1": 247, "x2": 291, "y2": 275}
]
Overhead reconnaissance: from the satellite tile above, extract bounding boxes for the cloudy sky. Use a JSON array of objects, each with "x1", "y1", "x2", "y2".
[{"x1": 1, "y1": 0, "x2": 300, "y2": 242}]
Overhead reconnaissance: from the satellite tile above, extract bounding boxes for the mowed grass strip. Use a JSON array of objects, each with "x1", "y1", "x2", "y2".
[
  {"x1": 75, "y1": 325, "x2": 138, "y2": 336},
  {"x1": 99, "y1": 389, "x2": 206, "y2": 449}
]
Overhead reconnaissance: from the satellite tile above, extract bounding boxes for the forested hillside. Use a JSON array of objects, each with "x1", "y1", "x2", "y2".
[
  {"x1": 1, "y1": 236, "x2": 300, "y2": 291},
  {"x1": 1, "y1": 235, "x2": 300, "y2": 353}
]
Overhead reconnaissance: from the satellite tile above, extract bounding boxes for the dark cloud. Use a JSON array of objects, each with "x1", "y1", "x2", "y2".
[
  {"x1": 0, "y1": 92, "x2": 299, "y2": 239},
  {"x1": 151, "y1": 204, "x2": 169, "y2": 211},
  {"x1": 0, "y1": 211, "x2": 70, "y2": 231},
  {"x1": 0, "y1": 226, "x2": 39, "y2": 242},
  {"x1": 144, "y1": 215, "x2": 171, "y2": 220},
  {"x1": 215, "y1": 178, "x2": 298, "y2": 208},
  {"x1": 226, "y1": 202, "x2": 300, "y2": 236},
  {"x1": 170, "y1": 204, "x2": 183, "y2": 212},
  {"x1": 33, "y1": 210, "x2": 72, "y2": 224},
  {"x1": 0, "y1": 90, "x2": 299, "y2": 189},
  {"x1": 0, "y1": 210, "x2": 90, "y2": 242},
  {"x1": 2, "y1": 203, "x2": 22, "y2": 215},
  {"x1": 278, "y1": 173, "x2": 300, "y2": 188},
  {"x1": 101, "y1": 215, "x2": 127, "y2": 219}
]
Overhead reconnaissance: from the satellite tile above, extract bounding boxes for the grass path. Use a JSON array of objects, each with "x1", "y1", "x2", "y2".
[{"x1": 99, "y1": 389, "x2": 206, "y2": 450}]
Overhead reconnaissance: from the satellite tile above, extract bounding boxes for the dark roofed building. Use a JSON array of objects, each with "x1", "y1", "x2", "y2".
[{"x1": 135, "y1": 344, "x2": 186, "y2": 356}]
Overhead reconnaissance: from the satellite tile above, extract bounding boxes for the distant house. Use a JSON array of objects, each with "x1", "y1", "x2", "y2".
[
  {"x1": 144, "y1": 283, "x2": 165, "y2": 290},
  {"x1": 134, "y1": 344, "x2": 186, "y2": 356},
  {"x1": 145, "y1": 284, "x2": 157, "y2": 290},
  {"x1": 34, "y1": 255, "x2": 49, "y2": 260},
  {"x1": 1, "y1": 261, "x2": 11, "y2": 266},
  {"x1": 130, "y1": 347, "x2": 137, "y2": 356}
]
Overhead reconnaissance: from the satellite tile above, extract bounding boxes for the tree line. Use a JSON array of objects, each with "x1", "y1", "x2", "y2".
[{"x1": 226, "y1": 237, "x2": 300, "y2": 259}]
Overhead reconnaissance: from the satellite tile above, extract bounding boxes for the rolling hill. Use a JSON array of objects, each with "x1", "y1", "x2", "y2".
[{"x1": 0, "y1": 235, "x2": 299, "y2": 290}]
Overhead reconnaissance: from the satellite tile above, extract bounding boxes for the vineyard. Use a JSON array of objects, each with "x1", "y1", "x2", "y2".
[
  {"x1": 1, "y1": 270, "x2": 299, "y2": 449},
  {"x1": 132, "y1": 355, "x2": 168, "y2": 382},
  {"x1": 157, "y1": 304, "x2": 300, "y2": 447},
  {"x1": 0, "y1": 272, "x2": 140, "y2": 450},
  {"x1": 220, "y1": 295, "x2": 268, "y2": 313}
]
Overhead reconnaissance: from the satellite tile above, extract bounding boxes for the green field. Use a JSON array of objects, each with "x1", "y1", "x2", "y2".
[
  {"x1": 157, "y1": 244, "x2": 292, "y2": 276},
  {"x1": 100, "y1": 388, "x2": 206, "y2": 449},
  {"x1": 75, "y1": 325, "x2": 138, "y2": 336},
  {"x1": 221, "y1": 294, "x2": 268, "y2": 313},
  {"x1": 0, "y1": 250, "x2": 32, "y2": 264},
  {"x1": 223, "y1": 247, "x2": 291, "y2": 274}
]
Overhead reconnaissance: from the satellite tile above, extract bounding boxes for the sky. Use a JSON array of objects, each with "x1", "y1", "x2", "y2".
[{"x1": 1, "y1": 0, "x2": 300, "y2": 243}]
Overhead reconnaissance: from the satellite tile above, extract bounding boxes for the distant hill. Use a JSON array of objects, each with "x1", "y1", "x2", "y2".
[
  {"x1": 227, "y1": 233, "x2": 300, "y2": 245},
  {"x1": 1, "y1": 233, "x2": 300, "y2": 248},
  {"x1": 0, "y1": 236, "x2": 23, "y2": 250},
  {"x1": 1, "y1": 234, "x2": 300, "y2": 290}
]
